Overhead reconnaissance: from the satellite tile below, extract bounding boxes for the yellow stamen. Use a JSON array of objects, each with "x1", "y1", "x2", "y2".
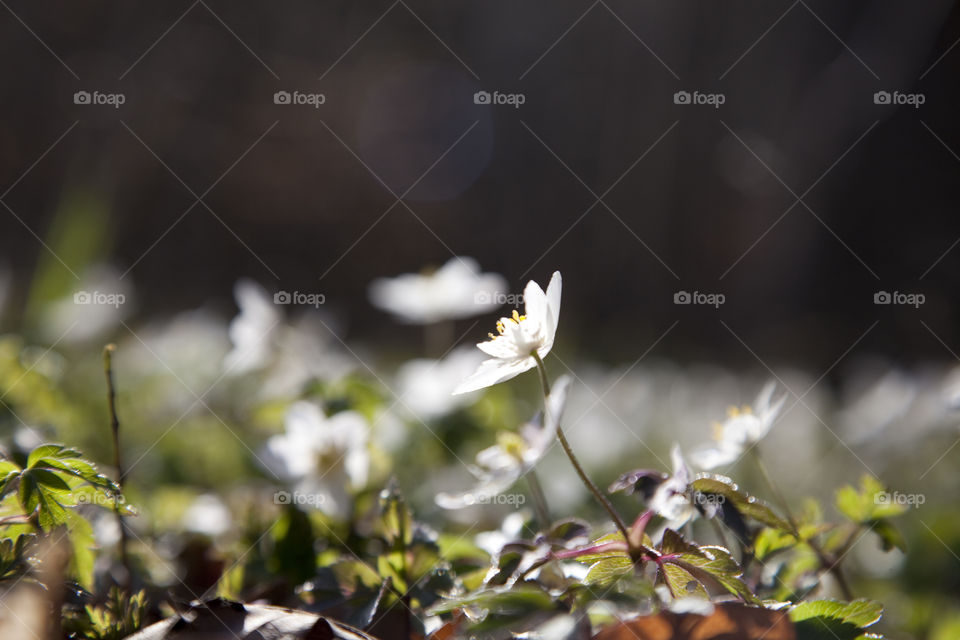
[{"x1": 711, "y1": 421, "x2": 724, "y2": 441}]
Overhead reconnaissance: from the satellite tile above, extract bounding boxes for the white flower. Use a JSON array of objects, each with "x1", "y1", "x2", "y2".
[
  {"x1": 224, "y1": 279, "x2": 281, "y2": 373},
  {"x1": 223, "y1": 280, "x2": 353, "y2": 394},
  {"x1": 648, "y1": 444, "x2": 698, "y2": 529},
  {"x1": 689, "y1": 382, "x2": 786, "y2": 470},
  {"x1": 262, "y1": 401, "x2": 369, "y2": 519},
  {"x1": 436, "y1": 375, "x2": 571, "y2": 509},
  {"x1": 453, "y1": 272, "x2": 561, "y2": 395},
  {"x1": 368, "y1": 257, "x2": 507, "y2": 324},
  {"x1": 41, "y1": 265, "x2": 132, "y2": 344},
  {"x1": 474, "y1": 511, "x2": 528, "y2": 556},
  {"x1": 182, "y1": 494, "x2": 233, "y2": 537},
  {"x1": 395, "y1": 347, "x2": 485, "y2": 419}
]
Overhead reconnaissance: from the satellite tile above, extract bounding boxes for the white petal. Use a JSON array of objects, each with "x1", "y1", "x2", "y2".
[
  {"x1": 477, "y1": 334, "x2": 522, "y2": 359},
  {"x1": 689, "y1": 443, "x2": 741, "y2": 470},
  {"x1": 453, "y1": 357, "x2": 535, "y2": 395},
  {"x1": 285, "y1": 401, "x2": 325, "y2": 443},
  {"x1": 522, "y1": 279, "x2": 548, "y2": 328},
  {"x1": 543, "y1": 271, "x2": 562, "y2": 344},
  {"x1": 523, "y1": 375, "x2": 573, "y2": 464},
  {"x1": 434, "y1": 469, "x2": 521, "y2": 510},
  {"x1": 669, "y1": 443, "x2": 692, "y2": 485}
]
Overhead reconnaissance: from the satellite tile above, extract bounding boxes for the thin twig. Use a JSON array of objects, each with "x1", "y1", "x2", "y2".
[{"x1": 104, "y1": 344, "x2": 132, "y2": 588}]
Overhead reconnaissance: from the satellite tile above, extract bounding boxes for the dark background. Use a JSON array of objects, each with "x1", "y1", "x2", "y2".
[{"x1": 2, "y1": 1, "x2": 960, "y2": 370}]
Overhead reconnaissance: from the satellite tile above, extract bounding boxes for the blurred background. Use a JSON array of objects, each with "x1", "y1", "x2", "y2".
[
  {"x1": 1, "y1": 1, "x2": 960, "y2": 368},
  {"x1": 1, "y1": 3, "x2": 960, "y2": 637}
]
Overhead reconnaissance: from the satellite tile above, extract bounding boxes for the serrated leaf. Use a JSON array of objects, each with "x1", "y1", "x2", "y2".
[
  {"x1": 659, "y1": 530, "x2": 757, "y2": 603},
  {"x1": 674, "y1": 546, "x2": 758, "y2": 604},
  {"x1": 789, "y1": 599, "x2": 883, "y2": 640},
  {"x1": 18, "y1": 471, "x2": 70, "y2": 529},
  {"x1": 660, "y1": 529, "x2": 698, "y2": 555},
  {"x1": 835, "y1": 475, "x2": 906, "y2": 524},
  {"x1": 661, "y1": 562, "x2": 708, "y2": 599},
  {"x1": 26, "y1": 444, "x2": 82, "y2": 468},
  {"x1": 692, "y1": 475, "x2": 792, "y2": 531},
  {"x1": 585, "y1": 556, "x2": 633, "y2": 586}
]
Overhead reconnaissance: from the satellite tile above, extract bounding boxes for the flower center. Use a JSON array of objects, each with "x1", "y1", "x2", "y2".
[
  {"x1": 489, "y1": 309, "x2": 526, "y2": 340},
  {"x1": 496, "y1": 431, "x2": 527, "y2": 462}
]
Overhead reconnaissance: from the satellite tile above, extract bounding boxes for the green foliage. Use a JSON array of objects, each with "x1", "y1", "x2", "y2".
[
  {"x1": 64, "y1": 588, "x2": 147, "y2": 640},
  {"x1": 658, "y1": 529, "x2": 757, "y2": 603},
  {"x1": 835, "y1": 475, "x2": 907, "y2": 552},
  {"x1": 691, "y1": 474, "x2": 792, "y2": 531},
  {"x1": 0, "y1": 444, "x2": 129, "y2": 589},
  {"x1": 788, "y1": 598, "x2": 884, "y2": 640}
]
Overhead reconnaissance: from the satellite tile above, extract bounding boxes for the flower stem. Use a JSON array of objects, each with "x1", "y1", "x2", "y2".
[
  {"x1": 526, "y1": 470, "x2": 551, "y2": 529},
  {"x1": 103, "y1": 344, "x2": 131, "y2": 589},
  {"x1": 751, "y1": 446, "x2": 854, "y2": 600},
  {"x1": 531, "y1": 353, "x2": 632, "y2": 545}
]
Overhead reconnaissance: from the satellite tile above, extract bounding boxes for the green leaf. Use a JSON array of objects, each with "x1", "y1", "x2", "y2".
[
  {"x1": 18, "y1": 469, "x2": 71, "y2": 529},
  {"x1": 835, "y1": 475, "x2": 906, "y2": 524},
  {"x1": 585, "y1": 556, "x2": 633, "y2": 586},
  {"x1": 871, "y1": 520, "x2": 906, "y2": 553},
  {"x1": 65, "y1": 510, "x2": 96, "y2": 590},
  {"x1": 380, "y1": 479, "x2": 413, "y2": 547},
  {"x1": 754, "y1": 527, "x2": 798, "y2": 560},
  {"x1": 675, "y1": 546, "x2": 757, "y2": 603},
  {"x1": 660, "y1": 528, "x2": 698, "y2": 555},
  {"x1": 789, "y1": 599, "x2": 883, "y2": 640},
  {"x1": 661, "y1": 562, "x2": 708, "y2": 599},
  {"x1": 692, "y1": 474, "x2": 792, "y2": 531},
  {"x1": 26, "y1": 444, "x2": 81, "y2": 468},
  {"x1": 658, "y1": 530, "x2": 757, "y2": 603}
]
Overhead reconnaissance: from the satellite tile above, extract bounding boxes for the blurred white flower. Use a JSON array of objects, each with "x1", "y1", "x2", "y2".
[
  {"x1": 689, "y1": 382, "x2": 785, "y2": 470},
  {"x1": 224, "y1": 280, "x2": 353, "y2": 396},
  {"x1": 224, "y1": 279, "x2": 281, "y2": 373},
  {"x1": 41, "y1": 265, "x2": 132, "y2": 344},
  {"x1": 395, "y1": 347, "x2": 485, "y2": 419},
  {"x1": 369, "y1": 257, "x2": 507, "y2": 324},
  {"x1": 474, "y1": 511, "x2": 528, "y2": 556},
  {"x1": 454, "y1": 272, "x2": 561, "y2": 395},
  {"x1": 437, "y1": 375, "x2": 571, "y2": 509},
  {"x1": 182, "y1": 494, "x2": 233, "y2": 537},
  {"x1": 648, "y1": 444, "x2": 698, "y2": 529},
  {"x1": 262, "y1": 401, "x2": 369, "y2": 519}
]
